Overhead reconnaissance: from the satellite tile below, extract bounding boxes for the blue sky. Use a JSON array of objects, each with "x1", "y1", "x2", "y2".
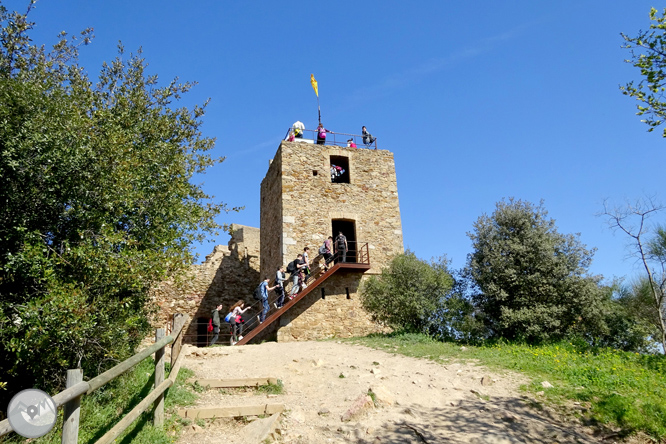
[{"x1": 24, "y1": 1, "x2": 666, "y2": 282}]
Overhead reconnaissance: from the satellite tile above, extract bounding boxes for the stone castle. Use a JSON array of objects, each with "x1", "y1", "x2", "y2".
[{"x1": 152, "y1": 139, "x2": 404, "y2": 345}]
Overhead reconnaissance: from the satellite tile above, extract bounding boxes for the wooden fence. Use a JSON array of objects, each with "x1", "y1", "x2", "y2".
[{"x1": 0, "y1": 313, "x2": 188, "y2": 444}]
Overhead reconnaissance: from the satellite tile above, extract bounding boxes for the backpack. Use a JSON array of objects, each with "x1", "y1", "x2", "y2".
[
  {"x1": 286, "y1": 260, "x2": 296, "y2": 274},
  {"x1": 224, "y1": 312, "x2": 233, "y2": 323},
  {"x1": 319, "y1": 244, "x2": 327, "y2": 255},
  {"x1": 207, "y1": 318, "x2": 213, "y2": 332},
  {"x1": 336, "y1": 235, "x2": 346, "y2": 250},
  {"x1": 253, "y1": 284, "x2": 263, "y2": 300}
]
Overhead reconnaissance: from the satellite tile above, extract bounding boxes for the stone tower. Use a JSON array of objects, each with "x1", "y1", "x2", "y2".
[{"x1": 260, "y1": 141, "x2": 404, "y2": 341}]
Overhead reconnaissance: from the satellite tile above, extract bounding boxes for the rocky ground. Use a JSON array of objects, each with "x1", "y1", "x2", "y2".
[{"x1": 173, "y1": 341, "x2": 631, "y2": 444}]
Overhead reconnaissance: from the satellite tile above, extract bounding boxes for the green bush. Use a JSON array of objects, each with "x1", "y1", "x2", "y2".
[
  {"x1": 360, "y1": 251, "x2": 454, "y2": 334},
  {"x1": 0, "y1": 2, "x2": 231, "y2": 411},
  {"x1": 467, "y1": 199, "x2": 609, "y2": 342}
]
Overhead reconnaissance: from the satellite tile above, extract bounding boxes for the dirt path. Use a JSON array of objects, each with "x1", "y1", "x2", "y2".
[{"x1": 175, "y1": 341, "x2": 606, "y2": 444}]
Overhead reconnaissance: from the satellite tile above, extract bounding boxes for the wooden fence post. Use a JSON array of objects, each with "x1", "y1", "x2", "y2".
[
  {"x1": 171, "y1": 314, "x2": 186, "y2": 368},
  {"x1": 61, "y1": 369, "x2": 83, "y2": 444},
  {"x1": 154, "y1": 328, "x2": 165, "y2": 427}
]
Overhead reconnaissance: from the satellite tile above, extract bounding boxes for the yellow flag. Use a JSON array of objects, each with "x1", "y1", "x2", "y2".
[{"x1": 310, "y1": 74, "x2": 318, "y2": 97}]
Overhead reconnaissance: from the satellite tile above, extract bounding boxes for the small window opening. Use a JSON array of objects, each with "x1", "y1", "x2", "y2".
[
  {"x1": 313, "y1": 170, "x2": 318, "y2": 176},
  {"x1": 346, "y1": 287, "x2": 351, "y2": 299},
  {"x1": 321, "y1": 288, "x2": 326, "y2": 299},
  {"x1": 330, "y1": 156, "x2": 350, "y2": 184}
]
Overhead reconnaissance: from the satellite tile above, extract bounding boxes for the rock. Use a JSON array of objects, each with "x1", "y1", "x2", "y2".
[
  {"x1": 313, "y1": 359, "x2": 324, "y2": 367},
  {"x1": 267, "y1": 394, "x2": 278, "y2": 398},
  {"x1": 370, "y1": 368, "x2": 381, "y2": 375},
  {"x1": 460, "y1": 346, "x2": 468, "y2": 351},
  {"x1": 239, "y1": 412, "x2": 281, "y2": 443},
  {"x1": 536, "y1": 391, "x2": 545, "y2": 397},
  {"x1": 341, "y1": 395, "x2": 374, "y2": 422},
  {"x1": 541, "y1": 381, "x2": 553, "y2": 388},
  {"x1": 318, "y1": 408, "x2": 331, "y2": 416},
  {"x1": 368, "y1": 385, "x2": 395, "y2": 406},
  {"x1": 499, "y1": 410, "x2": 518, "y2": 423},
  {"x1": 480, "y1": 376, "x2": 494, "y2": 386},
  {"x1": 191, "y1": 424, "x2": 202, "y2": 432}
]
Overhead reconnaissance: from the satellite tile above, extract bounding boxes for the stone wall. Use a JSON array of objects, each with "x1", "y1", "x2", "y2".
[
  {"x1": 155, "y1": 142, "x2": 404, "y2": 345},
  {"x1": 151, "y1": 224, "x2": 261, "y2": 346},
  {"x1": 260, "y1": 151, "x2": 284, "y2": 277},
  {"x1": 259, "y1": 141, "x2": 404, "y2": 341},
  {"x1": 276, "y1": 271, "x2": 390, "y2": 341}
]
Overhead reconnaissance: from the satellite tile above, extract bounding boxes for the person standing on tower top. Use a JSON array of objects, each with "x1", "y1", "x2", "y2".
[
  {"x1": 317, "y1": 123, "x2": 331, "y2": 145},
  {"x1": 362, "y1": 126, "x2": 375, "y2": 147},
  {"x1": 293, "y1": 120, "x2": 305, "y2": 139}
]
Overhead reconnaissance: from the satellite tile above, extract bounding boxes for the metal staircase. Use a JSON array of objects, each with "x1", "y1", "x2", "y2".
[{"x1": 235, "y1": 243, "x2": 371, "y2": 345}]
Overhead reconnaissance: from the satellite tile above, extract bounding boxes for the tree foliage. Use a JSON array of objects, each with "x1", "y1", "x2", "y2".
[
  {"x1": 466, "y1": 198, "x2": 607, "y2": 342},
  {"x1": 607, "y1": 278, "x2": 662, "y2": 353},
  {"x1": 0, "y1": 1, "x2": 231, "y2": 407},
  {"x1": 359, "y1": 252, "x2": 454, "y2": 334},
  {"x1": 621, "y1": 7, "x2": 666, "y2": 137},
  {"x1": 602, "y1": 199, "x2": 666, "y2": 352}
]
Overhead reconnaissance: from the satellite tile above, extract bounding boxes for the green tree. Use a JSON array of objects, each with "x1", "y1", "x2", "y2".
[
  {"x1": 359, "y1": 252, "x2": 454, "y2": 334},
  {"x1": 0, "y1": 1, "x2": 233, "y2": 408},
  {"x1": 621, "y1": 7, "x2": 666, "y2": 137},
  {"x1": 602, "y1": 199, "x2": 666, "y2": 352},
  {"x1": 466, "y1": 198, "x2": 607, "y2": 342},
  {"x1": 609, "y1": 278, "x2": 662, "y2": 352}
]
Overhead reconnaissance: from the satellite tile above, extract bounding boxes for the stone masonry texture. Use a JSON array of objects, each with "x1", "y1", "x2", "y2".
[
  {"x1": 153, "y1": 141, "x2": 404, "y2": 344},
  {"x1": 151, "y1": 224, "x2": 261, "y2": 346},
  {"x1": 260, "y1": 141, "x2": 404, "y2": 341}
]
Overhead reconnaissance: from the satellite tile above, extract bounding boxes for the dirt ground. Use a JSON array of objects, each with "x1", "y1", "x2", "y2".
[{"x1": 174, "y1": 341, "x2": 627, "y2": 444}]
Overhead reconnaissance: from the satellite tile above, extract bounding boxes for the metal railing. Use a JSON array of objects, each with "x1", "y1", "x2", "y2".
[
  {"x1": 284, "y1": 128, "x2": 378, "y2": 149},
  {"x1": 183, "y1": 242, "x2": 371, "y2": 346}
]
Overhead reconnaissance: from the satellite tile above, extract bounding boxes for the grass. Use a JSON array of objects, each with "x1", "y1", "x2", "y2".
[
  {"x1": 255, "y1": 379, "x2": 284, "y2": 395},
  {"x1": 2, "y1": 358, "x2": 198, "y2": 444},
  {"x1": 346, "y1": 332, "x2": 666, "y2": 441}
]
